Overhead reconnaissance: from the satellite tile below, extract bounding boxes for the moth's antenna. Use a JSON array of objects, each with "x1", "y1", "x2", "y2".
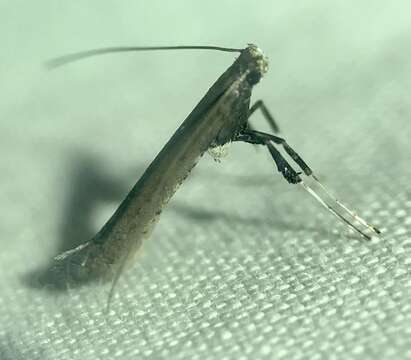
[{"x1": 47, "y1": 45, "x2": 243, "y2": 68}]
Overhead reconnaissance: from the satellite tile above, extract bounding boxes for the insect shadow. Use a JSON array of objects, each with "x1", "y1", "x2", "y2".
[
  {"x1": 22, "y1": 149, "x2": 321, "y2": 292},
  {"x1": 0, "y1": 334, "x2": 47, "y2": 360},
  {"x1": 22, "y1": 151, "x2": 138, "y2": 291},
  {"x1": 23, "y1": 147, "x2": 366, "y2": 293},
  {"x1": 170, "y1": 201, "x2": 361, "y2": 243},
  {"x1": 0, "y1": 344, "x2": 27, "y2": 360}
]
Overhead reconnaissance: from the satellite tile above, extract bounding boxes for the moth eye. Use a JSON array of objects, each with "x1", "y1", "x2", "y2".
[{"x1": 246, "y1": 71, "x2": 261, "y2": 85}]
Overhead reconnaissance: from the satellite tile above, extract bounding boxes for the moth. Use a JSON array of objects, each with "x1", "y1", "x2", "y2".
[{"x1": 50, "y1": 44, "x2": 380, "y2": 301}]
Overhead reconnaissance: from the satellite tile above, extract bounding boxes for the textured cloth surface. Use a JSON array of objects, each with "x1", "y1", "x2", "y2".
[{"x1": 1, "y1": 2, "x2": 411, "y2": 359}]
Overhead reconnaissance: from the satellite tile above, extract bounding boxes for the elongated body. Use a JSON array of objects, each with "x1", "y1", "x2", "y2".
[
  {"x1": 54, "y1": 43, "x2": 380, "y2": 291},
  {"x1": 60, "y1": 45, "x2": 268, "y2": 282}
]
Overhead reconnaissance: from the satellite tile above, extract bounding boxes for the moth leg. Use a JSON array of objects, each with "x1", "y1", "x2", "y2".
[
  {"x1": 235, "y1": 130, "x2": 377, "y2": 240},
  {"x1": 248, "y1": 100, "x2": 280, "y2": 133},
  {"x1": 241, "y1": 129, "x2": 380, "y2": 235},
  {"x1": 246, "y1": 130, "x2": 313, "y2": 176},
  {"x1": 234, "y1": 131, "x2": 301, "y2": 184}
]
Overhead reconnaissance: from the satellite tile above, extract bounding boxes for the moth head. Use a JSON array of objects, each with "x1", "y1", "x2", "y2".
[{"x1": 243, "y1": 44, "x2": 268, "y2": 86}]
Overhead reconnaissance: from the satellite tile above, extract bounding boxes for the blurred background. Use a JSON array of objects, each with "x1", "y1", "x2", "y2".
[{"x1": 1, "y1": 1, "x2": 410, "y2": 359}]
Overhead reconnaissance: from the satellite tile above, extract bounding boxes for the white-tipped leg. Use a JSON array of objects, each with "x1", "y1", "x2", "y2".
[
  {"x1": 300, "y1": 181, "x2": 372, "y2": 240},
  {"x1": 235, "y1": 128, "x2": 378, "y2": 240},
  {"x1": 268, "y1": 133, "x2": 381, "y2": 237},
  {"x1": 311, "y1": 175, "x2": 381, "y2": 235}
]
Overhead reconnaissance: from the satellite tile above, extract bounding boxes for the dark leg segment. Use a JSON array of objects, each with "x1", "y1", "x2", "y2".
[
  {"x1": 249, "y1": 130, "x2": 312, "y2": 176},
  {"x1": 235, "y1": 131, "x2": 302, "y2": 184},
  {"x1": 255, "y1": 128, "x2": 380, "y2": 235},
  {"x1": 234, "y1": 129, "x2": 380, "y2": 240},
  {"x1": 247, "y1": 100, "x2": 311, "y2": 176},
  {"x1": 243, "y1": 100, "x2": 381, "y2": 238},
  {"x1": 248, "y1": 100, "x2": 280, "y2": 133}
]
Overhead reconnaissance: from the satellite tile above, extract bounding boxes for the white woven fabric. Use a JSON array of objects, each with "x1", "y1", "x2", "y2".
[{"x1": 1, "y1": 2, "x2": 410, "y2": 359}]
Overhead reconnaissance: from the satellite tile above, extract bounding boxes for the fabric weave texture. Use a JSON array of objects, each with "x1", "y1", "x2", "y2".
[{"x1": 1, "y1": 2, "x2": 411, "y2": 359}]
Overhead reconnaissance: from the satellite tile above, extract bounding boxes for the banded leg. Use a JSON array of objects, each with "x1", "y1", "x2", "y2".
[
  {"x1": 235, "y1": 131, "x2": 302, "y2": 184},
  {"x1": 235, "y1": 129, "x2": 380, "y2": 240},
  {"x1": 248, "y1": 100, "x2": 280, "y2": 133},
  {"x1": 248, "y1": 130, "x2": 312, "y2": 176},
  {"x1": 249, "y1": 130, "x2": 380, "y2": 234}
]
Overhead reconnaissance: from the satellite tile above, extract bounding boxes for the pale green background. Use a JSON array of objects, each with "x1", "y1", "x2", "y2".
[{"x1": 1, "y1": 1, "x2": 410, "y2": 359}]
